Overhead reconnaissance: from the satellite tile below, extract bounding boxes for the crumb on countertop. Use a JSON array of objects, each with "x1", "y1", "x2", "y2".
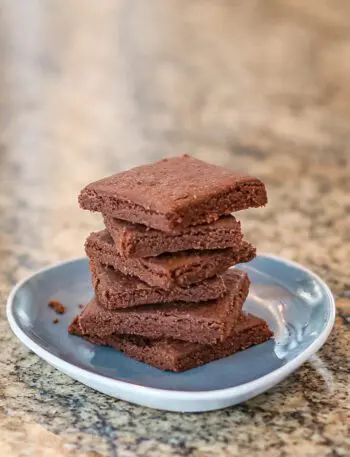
[
  {"x1": 52, "y1": 318, "x2": 60, "y2": 324},
  {"x1": 78, "y1": 304, "x2": 84, "y2": 309},
  {"x1": 48, "y1": 299, "x2": 66, "y2": 314}
]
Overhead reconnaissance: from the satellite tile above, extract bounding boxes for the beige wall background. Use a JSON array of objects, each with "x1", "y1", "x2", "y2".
[{"x1": 1, "y1": 0, "x2": 350, "y2": 165}]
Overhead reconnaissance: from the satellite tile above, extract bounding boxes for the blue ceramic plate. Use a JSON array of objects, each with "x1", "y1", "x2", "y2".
[{"x1": 7, "y1": 255, "x2": 335, "y2": 412}]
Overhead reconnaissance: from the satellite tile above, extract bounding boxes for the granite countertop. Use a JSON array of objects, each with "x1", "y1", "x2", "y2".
[{"x1": 0, "y1": 1, "x2": 349, "y2": 456}]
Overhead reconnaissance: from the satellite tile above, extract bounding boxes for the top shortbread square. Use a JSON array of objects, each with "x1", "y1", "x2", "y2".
[{"x1": 79, "y1": 155, "x2": 267, "y2": 232}]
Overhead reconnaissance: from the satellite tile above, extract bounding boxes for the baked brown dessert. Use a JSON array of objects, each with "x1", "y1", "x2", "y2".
[
  {"x1": 69, "y1": 313, "x2": 272, "y2": 372},
  {"x1": 71, "y1": 269, "x2": 250, "y2": 344},
  {"x1": 90, "y1": 261, "x2": 227, "y2": 309},
  {"x1": 86, "y1": 230, "x2": 255, "y2": 290},
  {"x1": 104, "y1": 215, "x2": 243, "y2": 258},
  {"x1": 48, "y1": 300, "x2": 66, "y2": 314},
  {"x1": 79, "y1": 155, "x2": 267, "y2": 232}
]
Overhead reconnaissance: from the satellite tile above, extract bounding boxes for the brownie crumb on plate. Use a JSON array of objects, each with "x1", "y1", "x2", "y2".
[{"x1": 48, "y1": 300, "x2": 66, "y2": 314}]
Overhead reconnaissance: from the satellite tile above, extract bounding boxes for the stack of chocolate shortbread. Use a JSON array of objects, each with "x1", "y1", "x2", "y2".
[{"x1": 69, "y1": 155, "x2": 272, "y2": 372}]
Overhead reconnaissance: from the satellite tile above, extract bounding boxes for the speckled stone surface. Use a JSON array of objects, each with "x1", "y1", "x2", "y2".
[{"x1": 0, "y1": 1, "x2": 349, "y2": 456}]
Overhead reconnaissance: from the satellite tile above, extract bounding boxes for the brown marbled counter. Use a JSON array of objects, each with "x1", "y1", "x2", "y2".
[{"x1": 0, "y1": 1, "x2": 349, "y2": 456}]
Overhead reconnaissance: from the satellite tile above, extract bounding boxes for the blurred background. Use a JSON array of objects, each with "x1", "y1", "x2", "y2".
[{"x1": 0, "y1": 0, "x2": 349, "y2": 295}]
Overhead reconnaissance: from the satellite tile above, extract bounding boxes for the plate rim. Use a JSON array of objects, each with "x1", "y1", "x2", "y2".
[{"x1": 6, "y1": 254, "x2": 335, "y2": 401}]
